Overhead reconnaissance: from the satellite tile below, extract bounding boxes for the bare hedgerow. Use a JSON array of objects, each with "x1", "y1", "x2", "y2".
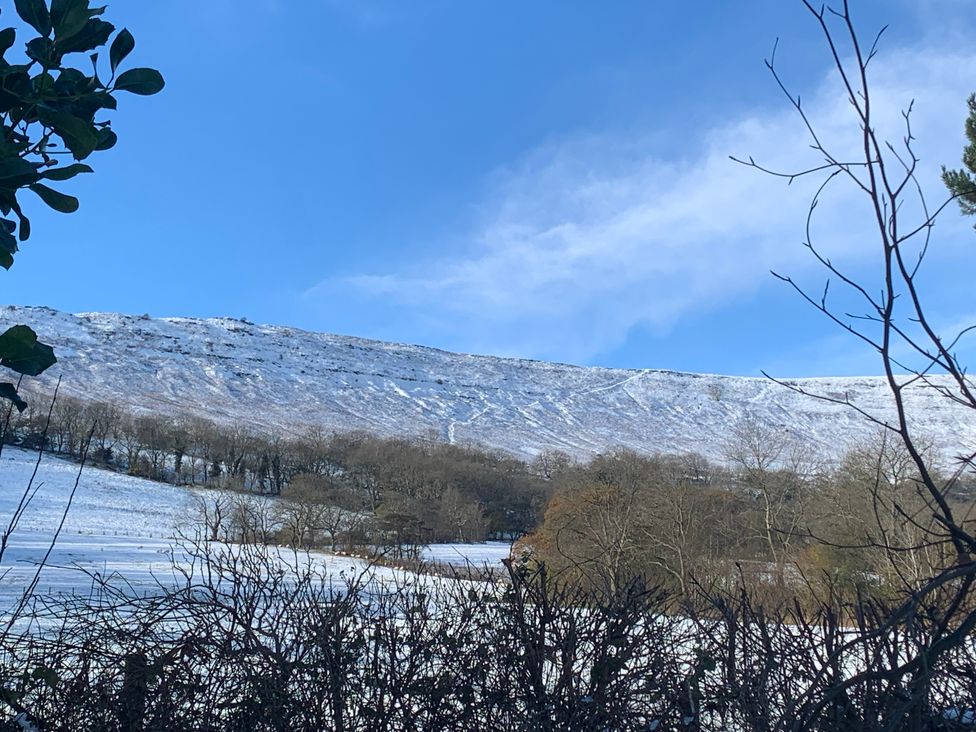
[{"x1": 3, "y1": 539, "x2": 976, "y2": 730}]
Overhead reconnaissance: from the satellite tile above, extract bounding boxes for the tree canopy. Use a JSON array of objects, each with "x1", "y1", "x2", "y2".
[{"x1": 942, "y1": 92, "x2": 976, "y2": 219}]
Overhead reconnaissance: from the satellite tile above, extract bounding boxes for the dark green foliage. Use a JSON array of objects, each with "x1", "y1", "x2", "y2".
[
  {"x1": 0, "y1": 0, "x2": 163, "y2": 411},
  {"x1": 0, "y1": 324, "x2": 54, "y2": 376},
  {"x1": 28, "y1": 181, "x2": 76, "y2": 211},
  {"x1": 942, "y1": 92, "x2": 976, "y2": 219},
  {"x1": 0, "y1": 324, "x2": 54, "y2": 411},
  {"x1": 107, "y1": 27, "x2": 132, "y2": 72},
  {"x1": 113, "y1": 67, "x2": 163, "y2": 96},
  {"x1": 0, "y1": 381, "x2": 24, "y2": 410}
]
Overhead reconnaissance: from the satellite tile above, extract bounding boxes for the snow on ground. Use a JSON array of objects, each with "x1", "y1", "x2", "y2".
[
  {"x1": 0, "y1": 447, "x2": 205, "y2": 538},
  {"x1": 0, "y1": 447, "x2": 199, "y2": 605},
  {"x1": 2, "y1": 533, "x2": 174, "y2": 600},
  {"x1": 421, "y1": 542, "x2": 512, "y2": 567},
  {"x1": 0, "y1": 448, "x2": 504, "y2": 608}
]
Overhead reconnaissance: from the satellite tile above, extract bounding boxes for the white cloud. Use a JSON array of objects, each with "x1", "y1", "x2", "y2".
[{"x1": 312, "y1": 43, "x2": 976, "y2": 363}]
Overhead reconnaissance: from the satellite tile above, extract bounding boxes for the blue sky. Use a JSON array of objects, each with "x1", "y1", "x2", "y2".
[{"x1": 3, "y1": 0, "x2": 976, "y2": 376}]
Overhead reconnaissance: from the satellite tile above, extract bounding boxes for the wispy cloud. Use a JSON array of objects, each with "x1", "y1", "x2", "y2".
[{"x1": 309, "y1": 43, "x2": 976, "y2": 364}]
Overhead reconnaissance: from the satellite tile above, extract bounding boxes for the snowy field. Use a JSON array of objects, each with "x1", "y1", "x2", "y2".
[
  {"x1": 421, "y1": 541, "x2": 513, "y2": 567},
  {"x1": 0, "y1": 448, "x2": 205, "y2": 538},
  {"x1": 0, "y1": 448, "x2": 504, "y2": 608}
]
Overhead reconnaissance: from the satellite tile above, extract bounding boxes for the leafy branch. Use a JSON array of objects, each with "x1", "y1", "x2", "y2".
[{"x1": 0, "y1": 0, "x2": 163, "y2": 411}]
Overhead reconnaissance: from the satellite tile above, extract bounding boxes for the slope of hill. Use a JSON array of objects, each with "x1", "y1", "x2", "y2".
[
  {"x1": 0, "y1": 448, "x2": 489, "y2": 609},
  {"x1": 3, "y1": 305, "x2": 974, "y2": 462}
]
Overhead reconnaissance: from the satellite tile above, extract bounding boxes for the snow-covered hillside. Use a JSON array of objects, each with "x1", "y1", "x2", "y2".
[{"x1": 3, "y1": 305, "x2": 975, "y2": 462}]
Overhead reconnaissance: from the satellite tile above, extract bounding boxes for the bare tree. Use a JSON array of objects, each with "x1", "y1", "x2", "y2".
[
  {"x1": 227, "y1": 495, "x2": 276, "y2": 545},
  {"x1": 531, "y1": 449, "x2": 572, "y2": 481},
  {"x1": 83, "y1": 401, "x2": 122, "y2": 464},
  {"x1": 726, "y1": 420, "x2": 813, "y2": 571},
  {"x1": 436, "y1": 485, "x2": 486, "y2": 543},
  {"x1": 275, "y1": 473, "x2": 353, "y2": 550},
  {"x1": 191, "y1": 493, "x2": 232, "y2": 543},
  {"x1": 635, "y1": 455, "x2": 730, "y2": 596},
  {"x1": 736, "y1": 1, "x2": 976, "y2": 724}
]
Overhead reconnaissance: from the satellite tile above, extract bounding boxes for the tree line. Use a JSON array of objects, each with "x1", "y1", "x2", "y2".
[
  {"x1": 8, "y1": 387, "x2": 976, "y2": 609},
  {"x1": 1, "y1": 389, "x2": 551, "y2": 549},
  {"x1": 523, "y1": 422, "x2": 976, "y2": 606}
]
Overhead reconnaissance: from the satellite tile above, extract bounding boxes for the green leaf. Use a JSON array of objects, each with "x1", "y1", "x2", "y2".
[
  {"x1": 14, "y1": 0, "x2": 51, "y2": 37},
  {"x1": 0, "y1": 325, "x2": 56, "y2": 376},
  {"x1": 114, "y1": 67, "x2": 164, "y2": 96},
  {"x1": 40, "y1": 162, "x2": 92, "y2": 181},
  {"x1": 0, "y1": 157, "x2": 40, "y2": 189},
  {"x1": 94, "y1": 126, "x2": 116, "y2": 151},
  {"x1": 94, "y1": 91, "x2": 117, "y2": 110},
  {"x1": 9, "y1": 197, "x2": 31, "y2": 242},
  {"x1": 40, "y1": 111, "x2": 99, "y2": 160},
  {"x1": 29, "y1": 183, "x2": 79, "y2": 213},
  {"x1": 0, "y1": 382, "x2": 27, "y2": 412},
  {"x1": 25, "y1": 37, "x2": 55, "y2": 66},
  {"x1": 67, "y1": 91, "x2": 116, "y2": 120},
  {"x1": 52, "y1": 66, "x2": 87, "y2": 95},
  {"x1": 0, "y1": 157, "x2": 37, "y2": 180},
  {"x1": 0, "y1": 69, "x2": 32, "y2": 113},
  {"x1": 109, "y1": 27, "x2": 133, "y2": 72},
  {"x1": 0, "y1": 28, "x2": 16, "y2": 55},
  {"x1": 51, "y1": 0, "x2": 90, "y2": 42},
  {"x1": 54, "y1": 18, "x2": 113, "y2": 55},
  {"x1": 0, "y1": 225, "x2": 15, "y2": 269},
  {"x1": 16, "y1": 213, "x2": 29, "y2": 242}
]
